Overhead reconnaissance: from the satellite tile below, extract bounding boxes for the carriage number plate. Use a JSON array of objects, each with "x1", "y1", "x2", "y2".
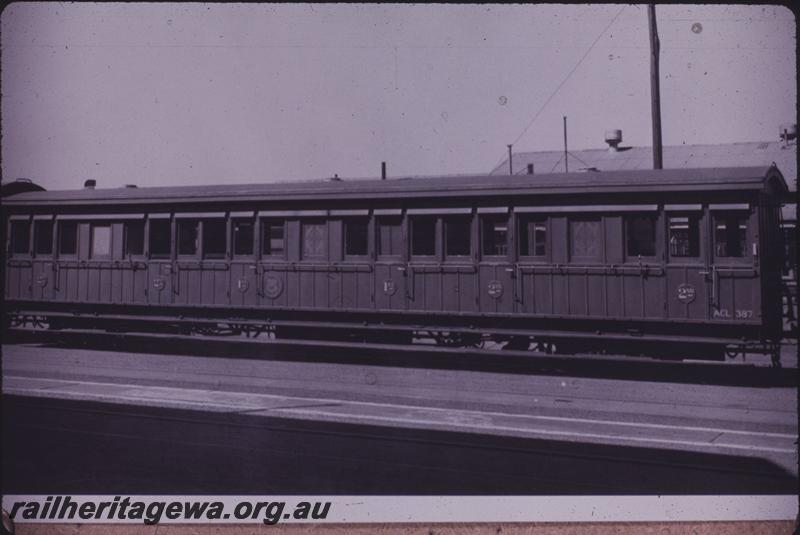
[
  {"x1": 677, "y1": 283, "x2": 695, "y2": 304},
  {"x1": 713, "y1": 309, "x2": 754, "y2": 319}
]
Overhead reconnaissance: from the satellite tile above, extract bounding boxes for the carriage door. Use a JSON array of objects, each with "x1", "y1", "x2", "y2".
[
  {"x1": 373, "y1": 209, "x2": 406, "y2": 311},
  {"x1": 478, "y1": 208, "x2": 514, "y2": 314},
  {"x1": 146, "y1": 215, "x2": 174, "y2": 305},
  {"x1": 708, "y1": 204, "x2": 759, "y2": 323},
  {"x1": 6, "y1": 215, "x2": 35, "y2": 301},
  {"x1": 665, "y1": 206, "x2": 708, "y2": 320},
  {"x1": 230, "y1": 213, "x2": 258, "y2": 307}
]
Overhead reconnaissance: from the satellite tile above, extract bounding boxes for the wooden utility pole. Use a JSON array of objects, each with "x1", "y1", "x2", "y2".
[{"x1": 648, "y1": 4, "x2": 663, "y2": 169}]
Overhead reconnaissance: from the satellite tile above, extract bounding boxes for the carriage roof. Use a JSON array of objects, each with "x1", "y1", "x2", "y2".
[{"x1": 3, "y1": 166, "x2": 788, "y2": 207}]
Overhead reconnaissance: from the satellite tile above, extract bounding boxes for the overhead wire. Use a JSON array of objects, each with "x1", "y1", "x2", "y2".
[{"x1": 503, "y1": 5, "x2": 627, "y2": 171}]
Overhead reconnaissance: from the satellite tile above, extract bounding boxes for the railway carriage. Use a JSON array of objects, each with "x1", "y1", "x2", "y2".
[{"x1": 2, "y1": 165, "x2": 789, "y2": 365}]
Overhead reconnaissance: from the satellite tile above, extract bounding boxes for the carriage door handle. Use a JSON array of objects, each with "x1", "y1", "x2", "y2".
[
  {"x1": 171, "y1": 263, "x2": 180, "y2": 295},
  {"x1": 249, "y1": 264, "x2": 262, "y2": 296},
  {"x1": 699, "y1": 266, "x2": 718, "y2": 307}
]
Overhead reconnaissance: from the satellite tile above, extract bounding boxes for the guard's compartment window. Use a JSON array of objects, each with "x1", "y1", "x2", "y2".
[
  {"x1": 301, "y1": 221, "x2": 327, "y2": 260},
  {"x1": 519, "y1": 216, "x2": 547, "y2": 257},
  {"x1": 123, "y1": 221, "x2": 145, "y2": 257},
  {"x1": 58, "y1": 221, "x2": 78, "y2": 256},
  {"x1": 481, "y1": 216, "x2": 508, "y2": 257},
  {"x1": 714, "y1": 213, "x2": 748, "y2": 257},
  {"x1": 668, "y1": 215, "x2": 699, "y2": 257},
  {"x1": 178, "y1": 219, "x2": 199, "y2": 256},
  {"x1": 202, "y1": 219, "x2": 226, "y2": 259},
  {"x1": 149, "y1": 220, "x2": 171, "y2": 259},
  {"x1": 261, "y1": 220, "x2": 285, "y2": 257},
  {"x1": 411, "y1": 216, "x2": 436, "y2": 257},
  {"x1": 570, "y1": 217, "x2": 602, "y2": 260},
  {"x1": 233, "y1": 220, "x2": 254, "y2": 256},
  {"x1": 626, "y1": 214, "x2": 656, "y2": 257},
  {"x1": 10, "y1": 220, "x2": 30, "y2": 255},
  {"x1": 445, "y1": 216, "x2": 471, "y2": 257},
  {"x1": 91, "y1": 224, "x2": 112, "y2": 259},
  {"x1": 377, "y1": 216, "x2": 402, "y2": 258},
  {"x1": 344, "y1": 218, "x2": 369, "y2": 257},
  {"x1": 34, "y1": 220, "x2": 53, "y2": 255}
]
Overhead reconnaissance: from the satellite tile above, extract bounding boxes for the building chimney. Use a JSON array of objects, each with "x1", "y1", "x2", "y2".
[
  {"x1": 381, "y1": 161, "x2": 387, "y2": 180},
  {"x1": 605, "y1": 129, "x2": 622, "y2": 152},
  {"x1": 84, "y1": 179, "x2": 96, "y2": 189}
]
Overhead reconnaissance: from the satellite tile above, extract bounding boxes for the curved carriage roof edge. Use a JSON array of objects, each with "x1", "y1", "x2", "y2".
[{"x1": 2, "y1": 166, "x2": 788, "y2": 207}]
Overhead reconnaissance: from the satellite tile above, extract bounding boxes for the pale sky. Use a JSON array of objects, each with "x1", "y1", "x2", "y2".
[{"x1": 1, "y1": 3, "x2": 795, "y2": 189}]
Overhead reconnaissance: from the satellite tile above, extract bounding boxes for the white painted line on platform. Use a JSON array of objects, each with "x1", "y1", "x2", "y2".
[{"x1": 4, "y1": 375, "x2": 797, "y2": 455}]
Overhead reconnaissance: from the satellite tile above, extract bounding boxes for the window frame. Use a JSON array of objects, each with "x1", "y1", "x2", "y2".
[
  {"x1": 201, "y1": 217, "x2": 228, "y2": 260},
  {"x1": 33, "y1": 219, "x2": 54, "y2": 257},
  {"x1": 123, "y1": 220, "x2": 146, "y2": 259},
  {"x1": 479, "y1": 214, "x2": 510, "y2": 260},
  {"x1": 231, "y1": 218, "x2": 255, "y2": 259},
  {"x1": 300, "y1": 219, "x2": 328, "y2": 261},
  {"x1": 667, "y1": 213, "x2": 701, "y2": 261},
  {"x1": 375, "y1": 215, "x2": 403, "y2": 261},
  {"x1": 343, "y1": 217, "x2": 370, "y2": 261},
  {"x1": 89, "y1": 223, "x2": 113, "y2": 260},
  {"x1": 712, "y1": 210, "x2": 751, "y2": 262},
  {"x1": 569, "y1": 216, "x2": 604, "y2": 264},
  {"x1": 9, "y1": 218, "x2": 32, "y2": 257},
  {"x1": 176, "y1": 218, "x2": 200, "y2": 258},
  {"x1": 148, "y1": 218, "x2": 172, "y2": 260},
  {"x1": 57, "y1": 220, "x2": 79, "y2": 258},
  {"x1": 624, "y1": 213, "x2": 659, "y2": 261},
  {"x1": 260, "y1": 218, "x2": 287, "y2": 259},
  {"x1": 409, "y1": 215, "x2": 438, "y2": 261},
  {"x1": 517, "y1": 214, "x2": 549, "y2": 262},
  {"x1": 443, "y1": 214, "x2": 472, "y2": 261}
]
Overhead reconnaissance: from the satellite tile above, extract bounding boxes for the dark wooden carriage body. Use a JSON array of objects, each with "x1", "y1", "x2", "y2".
[{"x1": 2, "y1": 166, "x2": 789, "y2": 362}]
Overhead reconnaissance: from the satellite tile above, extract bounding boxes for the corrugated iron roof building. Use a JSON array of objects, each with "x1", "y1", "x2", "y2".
[{"x1": 491, "y1": 139, "x2": 797, "y2": 221}]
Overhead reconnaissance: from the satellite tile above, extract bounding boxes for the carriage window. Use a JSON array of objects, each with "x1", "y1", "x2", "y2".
[
  {"x1": 626, "y1": 214, "x2": 656, "y2": 257},
  {"x1": 668, "y1": 215, "x2": 699, "y2": 257},
  {"x1": 233, "y1": 220, "x2": 254, "y2": 256},
  {"x1": 481, "y1": 216, "x2": 508, "y2": 256},
  {"x1": 178, "y1": 219, "x2": 199, "y2": 256},
  {"x1": 570, "y1": 217, "x2": 602, "y2": 260},
  {"x1": 377, "y1": 217, "x2": 402, "y2": 258},
  {"x1": 10, "y1": 220, "x2": 30, "y2": 255},
  {"x1": 445, "y1": 216, "x2": 471, "y2": 257},
  {"x1": 149, "y1": 219, "x2": 171, "y2": 258},
  {"x1": 202, "y1": 219, "x2": 226, "y2": 259},
  {"x1": 344, "y1": 218, "x2": 369, "y2": 257},
  {"x1": 411, "y1": 217, "x2": 436, "y2": 256},
  {"x1": 302, "y1": 221, "x2": 327, "y2": 260},
  {"x1": 34, "y1": 220, "x2": 53, "y2": 255},
  {"x1": 714, "y1": 213, "x2": 748, "y2": 257},
  {"x1": 91, "y1": 224, "x2": 112, "y2": 258},
  {"x1": 123, "y1": 221, "x2": 145, "y2": 256},
  {"x1": 261, "y1": 220, "x2": 285, "y2": 257},
  {"x1": 519, "y1": 216, "x2": 547, "y2": 257},
  {"x1": 58, "y1": 221, "x2": 78, "y2": 256}
]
